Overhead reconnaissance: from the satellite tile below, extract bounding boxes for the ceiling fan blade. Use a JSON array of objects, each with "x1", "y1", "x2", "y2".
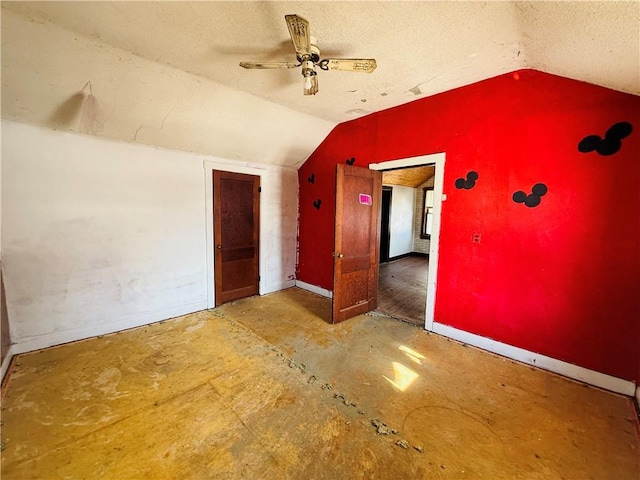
[
  {"x1": 320, "y1": 58, "x2": 377, "y2": 73},
  {"x1": 285, "y1": 14, "x2": 311, "y2": 56},
  {"x1": 239, "y1": 61, "x2": 299, "y2": 69}
]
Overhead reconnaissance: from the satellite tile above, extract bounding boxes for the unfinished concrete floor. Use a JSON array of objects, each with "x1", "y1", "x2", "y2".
[{"x1": 1, "y1": 288, "x2": 638, "y2": 479}]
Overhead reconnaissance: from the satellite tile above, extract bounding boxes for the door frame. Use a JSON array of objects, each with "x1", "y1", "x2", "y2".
[
  {"x1": 380, "y1": 186, "x2": 393, "y2": 263},
  {"x1": 369, "y1": 152, "x2": 445, "y2": 331},
  {"x1": 204, "y1": 159, "x2": 267, "y2": 308}
]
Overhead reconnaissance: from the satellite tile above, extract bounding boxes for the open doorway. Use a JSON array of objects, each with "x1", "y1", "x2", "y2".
[
  {"x1": 376, "y1": 165, "x2": 434, "y2": 325},
  {"x1": 380, "y1": 187, "x2": 392, "y2": 264},
  {"x1": 369, "y1": 153, "x2": 445, "y2": 330}
]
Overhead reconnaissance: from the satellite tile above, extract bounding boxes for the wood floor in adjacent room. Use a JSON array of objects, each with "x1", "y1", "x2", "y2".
[
  {"x1": 378, "y1": 255, "x2": 429, "y2": 326},
  {"x1": 1, "y1": 287, "x2": 638, "y2": 479}
]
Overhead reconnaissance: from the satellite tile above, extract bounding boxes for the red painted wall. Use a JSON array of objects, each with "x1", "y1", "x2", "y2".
[{"x1": 297, "y1": 69, "x2": 640, "y2": 382}]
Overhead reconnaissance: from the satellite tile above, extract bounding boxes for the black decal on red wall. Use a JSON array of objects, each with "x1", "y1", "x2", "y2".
[
  {"x1": 308, "y1": 173, "x2": 315, "y2": 184},
  {"x1": 455, "y1": 171, "x2": 479, "y2": 190},
  {"x1": 578, "y1": 122, "x2": 633, "y2": 156},
  {"x1": 346, "y1": 157, "x2": 356, "y2": 165},
  {"x1": 313, "y1": 199, "x2": 322, "y2": 210},
  {"x1": 513, "y1": 183, "x2": 548, "y2": 208}
]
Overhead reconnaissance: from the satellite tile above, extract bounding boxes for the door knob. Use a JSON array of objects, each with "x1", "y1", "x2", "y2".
[
  {"x1": 216, "y1": 245, "x2": 222, "y2": 249},
  {"x1": 337, "y1": 253, "x2": 344, "y2": 258}
]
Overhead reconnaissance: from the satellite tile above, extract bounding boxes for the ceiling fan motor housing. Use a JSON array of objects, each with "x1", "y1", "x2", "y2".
[{"x1": 298, "y1": 41, "x2": 320, "y2": 64}]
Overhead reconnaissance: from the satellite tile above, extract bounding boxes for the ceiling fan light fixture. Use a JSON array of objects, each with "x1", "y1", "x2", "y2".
[
  {"x1": 302, "y1": 59, "x2": 318, "y2": 95},
  {"x1": 303, "y1": 74, "x2": 318, "y2": 95}
]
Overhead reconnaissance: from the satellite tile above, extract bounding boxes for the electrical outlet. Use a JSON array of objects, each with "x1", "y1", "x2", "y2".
[{"x1": 472, "y1": 233, "x2": 481, "y2": 244}]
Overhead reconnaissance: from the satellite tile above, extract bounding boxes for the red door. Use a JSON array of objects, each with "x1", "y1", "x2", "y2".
[
  {"x1": 213, "y1": 170, "x2": 260, "y2": 306},
  {"x1": 332, "y1": 164, "x2": 382, "y2": 323}
]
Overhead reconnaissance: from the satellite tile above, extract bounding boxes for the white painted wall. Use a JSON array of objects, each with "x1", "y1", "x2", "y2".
[
  {"x1": 1, "y1": 121, "x2": 298, "y2": 354},
  {"x1": 387, "y1": 185, "x2": 416, "y2": 258}
]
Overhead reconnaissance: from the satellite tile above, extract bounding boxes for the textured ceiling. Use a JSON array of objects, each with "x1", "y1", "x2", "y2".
[{"x1": 4, "y1": 1, "x2": 639, "y2": 125}]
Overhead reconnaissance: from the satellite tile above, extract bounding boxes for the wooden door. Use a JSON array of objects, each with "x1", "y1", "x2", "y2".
[
  {"x1": 213, "y1": 170, "x2": 260, "y2": 306},
  {"x1": 332, "y1": 164, "x2": 382, "y2": 323}
]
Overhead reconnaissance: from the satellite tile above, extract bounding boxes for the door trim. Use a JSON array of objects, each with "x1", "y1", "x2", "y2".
[
  {"x1": 204, "y1": 159, "x2": 267, "y2": 308},
  {"x1": 380, "y1": 186, "x2": 393, "y2": 263},
  {"x1": 370, "y1": 152, "x2": 445, "y2": 330}
]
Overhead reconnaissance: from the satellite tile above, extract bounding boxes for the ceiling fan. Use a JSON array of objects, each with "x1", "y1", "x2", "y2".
[{"x1": 239, "y1": 14, "x2": 377, "y2": 95}]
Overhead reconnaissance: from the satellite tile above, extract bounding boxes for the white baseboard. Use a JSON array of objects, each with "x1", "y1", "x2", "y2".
[
  {"x1": 295, "y1": 280, "x2": 332, "y2": 298},
  {"x1": 9, "y1": 301, "x2": 208, "y2": 356},
  {"x1": 432, "y1": 323, "x2": 636, "y2": 396},
  {"x1": 1, "y1": 345, "x2": 15, "y2": 382},
  {"x1": 263, "y1": 279, "x2": 296, "y2": 295}
]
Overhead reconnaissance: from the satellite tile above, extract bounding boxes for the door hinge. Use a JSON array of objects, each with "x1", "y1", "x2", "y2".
[
  {"x1": 258, "y1": 186, "x2": 262, "y2": 193},
  {"x1": 258, "y1": 275, "x2": 261, "y2": 282}
]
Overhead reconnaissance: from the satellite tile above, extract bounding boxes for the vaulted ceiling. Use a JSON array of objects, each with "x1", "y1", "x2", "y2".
[{"x1": 2, "y1": 1, "x2": 638, "y2": 167}]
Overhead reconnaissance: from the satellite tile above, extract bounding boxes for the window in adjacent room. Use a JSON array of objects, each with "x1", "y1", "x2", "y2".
[{"x1": 420, "y1": 187, "x2": 434, "y2": 239}]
